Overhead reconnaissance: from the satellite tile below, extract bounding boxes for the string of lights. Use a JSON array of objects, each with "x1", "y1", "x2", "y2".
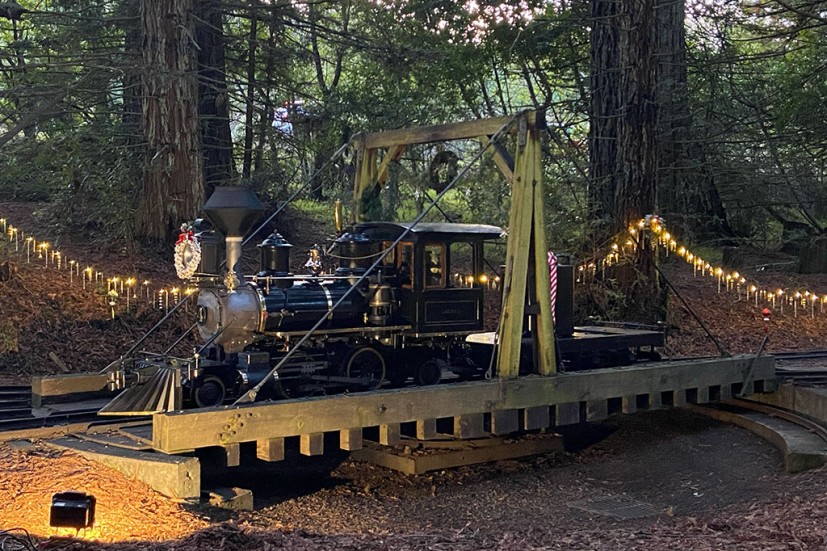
[
  {"x1": 0, "y1": 216, "x2": 194, "y2": 317},
  {"x1": 577, "y1": 215, "x2": 826, "y2": 318}
]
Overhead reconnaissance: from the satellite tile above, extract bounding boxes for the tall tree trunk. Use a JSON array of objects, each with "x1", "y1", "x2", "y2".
[
  {"x1": 138, "y1": 0, "x2": 204, "y2": 241},
  {"x1": 242, "y1": 12, "x2": 258, "y2": 180},
  {"x1": 656, "y1": 0, "x2": 734, "y2": 238},
  {"x1": 616, "y1": 0, "x2": 661, "y2": 322},
  {"x1": 253, "y1": 14, "x2": 279, "y2": 175},
  {"x1": 655, "y1": 0, "x2": 687, "y2": 215},
  {"x1": 616, "y1": 0, "x2": 657, "y2": 226},
  {"x1": 121, "y1": 0, "x2": 142, "y2": 146},
  {"x1": 588, "y1": 0, "x2": 620, "y2": 236},
  {"x1": 196, "y1": 0, "x2": 234, "y2": 198}
]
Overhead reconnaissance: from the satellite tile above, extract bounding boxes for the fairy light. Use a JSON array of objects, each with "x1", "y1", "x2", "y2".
[{"x1": 0, "y1": 215, "x2": 166, "y2": 321}]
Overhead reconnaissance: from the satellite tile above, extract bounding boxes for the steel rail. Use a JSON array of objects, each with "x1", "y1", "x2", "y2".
[{"x1": 728, "y1": 398, "x2": 827, "y2": 445}]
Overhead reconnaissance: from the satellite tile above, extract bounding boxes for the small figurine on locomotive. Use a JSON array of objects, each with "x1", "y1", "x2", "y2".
[{"x1": 103, "y1": 187, "x2": 505, "y2": 412}]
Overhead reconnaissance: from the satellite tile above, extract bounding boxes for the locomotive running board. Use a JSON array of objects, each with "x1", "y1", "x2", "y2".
[{"x1": 98, "y1": 366, "x2": 182, "y2": 416}]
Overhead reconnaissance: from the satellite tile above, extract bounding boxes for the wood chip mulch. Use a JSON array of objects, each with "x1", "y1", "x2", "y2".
[{"x1": 0, "y1": 446, "x2": 208, "y2": 543}]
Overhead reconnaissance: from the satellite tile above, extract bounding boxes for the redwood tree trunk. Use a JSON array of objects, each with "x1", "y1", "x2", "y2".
[
  {"x1": 616, "y1": 0, "x2": 657, "y2": 226},
  {"x1": 588, "y1": 0, "x2": 620, "y2": 234},
  {"x1": 196, "y1": 0, "x2": 234, "y2": 197},
  {"x1": 589, "y1": 0, "x2": 664, "y2": 322},
  {"x1": 138, "y1": 0, "x2": 204, "y2": 241}
]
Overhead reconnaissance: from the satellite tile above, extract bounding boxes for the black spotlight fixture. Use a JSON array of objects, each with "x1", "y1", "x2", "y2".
[{"x1": 49, "y1": 492, "x2": 96, "y2": 530}]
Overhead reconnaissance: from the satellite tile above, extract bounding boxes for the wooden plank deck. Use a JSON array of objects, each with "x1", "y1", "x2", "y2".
[{"x1": 151, "y1": 355, "x2": 775, "y2": 454}]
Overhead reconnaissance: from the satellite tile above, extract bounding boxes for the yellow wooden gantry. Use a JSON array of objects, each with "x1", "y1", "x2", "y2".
[{"x1": 350, "y1": 110, "x2": 555, "y2": 378}]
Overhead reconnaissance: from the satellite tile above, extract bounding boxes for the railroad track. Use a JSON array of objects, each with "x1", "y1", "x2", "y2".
[
  {"x1": 0, "y1": 385, "x2": 144, "y2": 441},
  {"x1": 0, "y1": 384, "x2": 31, "y2": 406},
  {"x1": 728, "y1": 398, "x2": 827, "y2": 444}
]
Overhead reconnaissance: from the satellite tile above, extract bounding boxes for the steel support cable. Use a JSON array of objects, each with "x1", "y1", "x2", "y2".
[
  {"x1": 622, "y1": 224, "x2": 731, "y2": 358},
  {"x1": 233, "y1": 115, "x2": 518, "y2": 404},
  {"x1": 241, "y1": 140, "x2": 351, "y2": 249},
  {"x1": 99, "y1": 294, "x2": 195, "y2": 373}
]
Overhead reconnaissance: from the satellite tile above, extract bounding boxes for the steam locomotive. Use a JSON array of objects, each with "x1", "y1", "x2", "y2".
[
  {"x1": 102, "y1": 188, "x2": 515, "y2": 413},
  {"x1": 101, "y1": 187, "x2": 663, "y2": 415}
]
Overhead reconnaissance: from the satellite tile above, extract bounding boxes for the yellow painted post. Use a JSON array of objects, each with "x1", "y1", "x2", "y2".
[
  {"x1": 496, "y1": 114, "x2": 556, "y2": 378},
  {"x1": 352, "y1": 136, "x2": 378, "y2": 222},
  {"x1": 497, "y1": 121, "x2": 532, "y2": 378},
  {"x1": 528, "y1": 129, "x2": 556, "y2": 375}
]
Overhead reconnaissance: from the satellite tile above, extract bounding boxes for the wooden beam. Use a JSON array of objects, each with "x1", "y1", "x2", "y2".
[
  {"x1": 555, "y1": 403, "x2": 580, "y2": 426},
  {"x1": 300, "y1": 433, "x2": 324, "y2": 456},
  {"x1": 622, "y1": 395, "x2": 638, "y2": 414},
  {"x1": 223, "y1": 443, "x2": 241, "y2": 467},
  {"x1": 376, "y1": 144, "x2": 406, "y2": 186},
  {"x1": 496, "y1": 117, "x2": 554, "y2": 377},
  {"x1": 340, "y1": 428, "x2": 363, "y2": 451},
  {"x1": 46, "y1": 437, "x2": 201, "y2": 500},
  {"x1": 152, "y1": 356, "x2": 775, "y2": 453},
  {"x1": 523, "y1": 406, "x2": 550, "y2": 430},
  {"x1": 416, "y1": 418, "x2": 437, "y2": 440},
  {"x1": 477, "y1": 136, "x2": 514, "y2": 182},
  {"x1": 357, "y1": 113, "x2": 544, "y2": 150},
  {"x1": 586, "y1": 400, "x2": 608, "y2": 422},
  {"x1": 491, "y1": 409, "x2": 519, "y2": 435},
  {"x1": 353, "y1": 144, "x2": 378, "y2": 222},
  {"x1": 379, "y1": 423, "x2": 401, "y2": 446},
  {"x1": 454, "y1": 413, "x2": 485, "y2": 439},
  {"x1": 351, "y1": 434, "x2": 563, "y2": 475},
  {"x1": 496, "y1": 126, "x2": 532, "y2": 378},
  {"x1": 528, "y1": 127, "x2": 556, "y2": 376},
  {"x1": 32, "y1": 373, "x2": 112, "y2": 407},
  {"x1": 256, "y1": 438, "x2": 285, "y2": 462}
]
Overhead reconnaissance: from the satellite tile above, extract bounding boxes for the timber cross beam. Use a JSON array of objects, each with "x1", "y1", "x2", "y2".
[{"x1": 349, "y1": 110, "x2": 555, "y2": 378}]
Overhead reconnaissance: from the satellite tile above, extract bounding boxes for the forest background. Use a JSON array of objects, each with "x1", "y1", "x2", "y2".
[{"x1": 1, "y1": 0, "x2": 825, "y2": 290}]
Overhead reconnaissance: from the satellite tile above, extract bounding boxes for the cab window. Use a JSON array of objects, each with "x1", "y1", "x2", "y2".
[
  {"x1": 423, "y1": 244, "x2": 445, "y2": 288},
  {"x1": 396, "y1": 242, "x2": 414, "y2": 287}
]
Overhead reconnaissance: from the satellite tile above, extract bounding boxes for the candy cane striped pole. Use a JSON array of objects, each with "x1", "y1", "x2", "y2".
[{"x1": 548, "y1": 251, "x2": 557, "y2": 323}]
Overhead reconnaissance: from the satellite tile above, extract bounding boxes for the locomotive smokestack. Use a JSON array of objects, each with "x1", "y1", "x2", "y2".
[{"x1": 203, "y1": 187, "x2": 266, "y2": 286}]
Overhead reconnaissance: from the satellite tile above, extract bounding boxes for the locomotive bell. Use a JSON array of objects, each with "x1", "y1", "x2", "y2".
[{"x1": 203, "y1": 187, "x2": 267, "y2": 284}]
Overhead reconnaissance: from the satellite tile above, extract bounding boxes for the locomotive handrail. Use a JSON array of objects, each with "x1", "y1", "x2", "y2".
[{"x1": 233, "y1": 114, "x2": 520, "y2": 405}]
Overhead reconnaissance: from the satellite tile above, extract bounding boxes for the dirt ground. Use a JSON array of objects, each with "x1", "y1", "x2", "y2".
[
  {"x1": 3, "y1": 201, "x2": 827, "y2": 549},
  {"x1": 6, "y1": 408, "x2": 827, "y2": 550}
]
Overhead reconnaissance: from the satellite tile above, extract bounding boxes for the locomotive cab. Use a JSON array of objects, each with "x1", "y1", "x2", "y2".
[{"x1": 356, "y1": 222, "x2": 503, "y2": 335}]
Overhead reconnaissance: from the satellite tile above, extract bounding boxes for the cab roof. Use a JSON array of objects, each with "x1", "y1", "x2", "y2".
[{"x1": 355, "y1": 222, "x2": 505, "y2": 242}]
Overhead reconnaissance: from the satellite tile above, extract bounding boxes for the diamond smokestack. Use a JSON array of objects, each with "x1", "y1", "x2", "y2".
[{"x1": 203, "y1": 187, "x2": 266, "y2": 283}]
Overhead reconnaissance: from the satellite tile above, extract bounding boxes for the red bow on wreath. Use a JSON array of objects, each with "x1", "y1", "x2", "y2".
[
  {"x1": 176, "y1": 231, "x2": 194, "y2": 244},
  {"x1": 176, "y1": 224, "x2": 194, "y2": 244}
]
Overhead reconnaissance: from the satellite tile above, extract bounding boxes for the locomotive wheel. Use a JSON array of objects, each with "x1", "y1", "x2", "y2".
[
  {"x1": 345, "y1": 347, "x2": 386, "y2": 390},
  {"x1": 415, "y1": 359, "x2": 443, "y2": 386},
  {"x1": 272, "y1": 350, "x2": 312, "y2": 399},
  {"x1": 193, "y1": 375, "x2": 226, "y2": 408}
]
